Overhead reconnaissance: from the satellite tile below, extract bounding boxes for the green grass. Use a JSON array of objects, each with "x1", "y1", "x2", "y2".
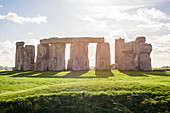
[{"x1": 0, "y1": 70, "x2": 170, "y2": 113}]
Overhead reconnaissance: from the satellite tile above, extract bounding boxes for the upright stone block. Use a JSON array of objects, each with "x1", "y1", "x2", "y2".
[
  {"x1": 96, "y1": 43, "x2": 111, "y2": 70},
  {"x1": 67, "y1": 43, "x2": 89, "y2": 71},
  {"x1": 23, "y1": 45, "x2": 35, "y2": 71},
  {"x1": 35, "y1": 44, "x2": 50, "y2": 71},
  {"x1": 118, "y1": 42, "x2": 136, "y2": 71},
  {"x1": 48, "y1": 43, "x2": 66, "y2": 71},
  {"x1": 116, "y1": 36, "x2": 152, "y2": 71},
  {"x1": 139, "y1": 44, "x2": 152, "y2": 71},
  {"x1": 115, "y1": 38, "x2": 124, "y2": 64},
  {"x1": 15, "y1": 42, "x2": 25, "y2": 71}
]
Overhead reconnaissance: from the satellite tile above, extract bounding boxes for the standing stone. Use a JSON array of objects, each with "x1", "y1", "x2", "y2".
[
  {"x1": 35, "y1": 44, "x2": 50, "y2": 71},
  {"x1": 15, "y1": 42, "x2": 25, "y2": 71},
  {"x1": 139, "y1": 44, "x2": 152, "y2": 71},
  {"x1": 118, "y1": 42, "x2": 136, "y2": 71},
  {"x1": 48, "y1": 43, "x2": 66, "y2": 71},
  {"x1": 115, "y1": 36, "x2": 152, "y2": 71},
  {"x1": 23, "y1": 45, "x2": 35, "y2": 71},
  {"x1": 67, "y1": 43, "x2": 89, "y2": 71},
  {"x1": 96, "y1": 42, "x2": 111, "y2": 70},
  {"x1": 115, "y1": 38, "x2": 124, "y2": 64}
]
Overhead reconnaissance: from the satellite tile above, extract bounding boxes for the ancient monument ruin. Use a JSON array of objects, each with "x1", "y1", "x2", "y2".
[
  {"x1": 15, "y1": 37, "x2": 111, "y2": 71},
  {"x1": 15, "y1": 36, "x2": 152, "y2": 71},
  {"x1": 115, "y1": 37, "x2": 152, "y2": 71}
]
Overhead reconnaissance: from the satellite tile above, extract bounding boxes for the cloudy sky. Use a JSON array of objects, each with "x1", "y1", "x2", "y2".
[{"x1": 0, "y1": 0, "x2": 170, "y2": 68}]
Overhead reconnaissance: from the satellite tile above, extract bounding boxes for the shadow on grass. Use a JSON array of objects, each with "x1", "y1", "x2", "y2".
[
  {"x1": 144, "y1": 71, "x2": 170, "y2": 76},
  {"x1": 120, "y1": 71, "x2": 149, "y2": 77},
  {"x1": 95, "y1": 70, "x2": 114, "y2": 78},
  {"x1": 0, "y1": 70, "x2": 114, "y2": 78},
  {"x1": 0, "y1": 70, "x2": 20, "y2": 75},
  {"x1": 121, "y1": 71, "x2": 170, "y2": 77}
]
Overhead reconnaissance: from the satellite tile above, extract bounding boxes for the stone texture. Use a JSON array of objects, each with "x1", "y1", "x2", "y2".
[
  {"x1": 35, "y1": 44, "x2": 50, "y2": 71},
  {"x1": 118, "y1": 42, "x2": 136, "y2": 71},
  {"x1": 96, "y1": 43, "x2": 111, "y2": 70},
  {"x1": 135, "y1": 36, "x2": 146, "y2": 43},
  {"x1": 115, "y1": 38, "x2": 124, "y2": 64},
  {"x1": 40, "y1": 37, "x2": 104, "y2": 44},
  {"x1": 23, "y1": 45, "x2": 35, "y2": 71},
  {"x1": 48, "y1": 43, "x2": 66, "y2": 71},
  {"x1": 116, "y1": 37, "x2": 152, "y2": 71},
  {"x1": 15, "y1": 42, "x2": 25, "y2": 71},
  {"x1": 139, "y1": 54, "x2": 152, "y2": 71},
  {"x1": 67, "y1": 43, "x2": 89, "y2": 71}
]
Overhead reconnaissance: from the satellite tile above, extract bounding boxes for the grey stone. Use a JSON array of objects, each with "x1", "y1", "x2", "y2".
[
  {"x1": 115, "y1": 37, "x2": 152, "y2": 71},
  {"x1": 48, "y1": 43, "x2": 66, "y2": 71},
  {"x1": 135, "y1": 36, "x2": 146, "y2": 43},
  {"x1": 96, "y1": 43, "x2": 111, "y2": 70},
  {"x1": 40, "y1": 37, "x2": 104, "y2": 44},
  {"x1": 139, "y1": 54, "x2": 152, "y2": 71},
  {"x1": 15, "y1": 42, "x2": 25, "y2": 71},
  {"x1": 115, "y1": 38, "x2": 124, "y2": 64},
  {"x1": 35, "y1": 44, "x2": 50, "y2": 71},
  {"x1": 23, "y1": 45, "x2": 35, "y2": 71},
  {"x1": 67, "y1": 42, "x2": 89, "y2": 71}
]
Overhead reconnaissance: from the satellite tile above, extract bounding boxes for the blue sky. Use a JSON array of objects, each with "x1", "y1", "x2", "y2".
[{"x1": 0, "y1": 0, "x2": 170, "y2": 67}]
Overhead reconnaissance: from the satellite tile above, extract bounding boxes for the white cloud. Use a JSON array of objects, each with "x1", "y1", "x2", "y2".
[
  {"x1": 27, "y1": 32, "x2": 35, "y2": 35},
  {"x1": 0, "y1": 40, "x2": 15, "y2": 67},
  {"x1": 81, "y1": 7, "x2": 170, "y2": 67},
  {"x1": 81, "y1": 8, "x2": 170, "y2": 32},
  {"x1": 0, "y1": 12, "x2": 47, "y2": 24},
  {"x1": 0, "y1": 5, "x2": 3, "y2": 9}
]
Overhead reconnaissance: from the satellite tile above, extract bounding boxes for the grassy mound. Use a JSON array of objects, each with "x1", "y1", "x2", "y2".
[{"x1": 0, "y1": 70, "x2": 169, "y2": 113}]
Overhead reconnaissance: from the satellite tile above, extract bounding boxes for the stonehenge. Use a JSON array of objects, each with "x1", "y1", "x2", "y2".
[
  {"x1": 15, "y1": 42, "x2": 25, "y2": 71},
  {"x1": 48, "y1": 43, "x2": 66, "y2": 71},
  {"x1": 23, "y1": 45, "x2": 35, "y2": 71},
  {"x1": 96, "y1": 43, "x2": 111, "y2": 70},
  {"x1": 115, "y1": 37, "x2": 152, "y2": 71},
  {"x1": 35, "y1": 44, "x2": 50, "y2": 71},
  {"x1": 15, "y1": 42, "x2": 35, "y2": 71},
  {"x1": 15, "y1": 36, "x2": 152, "y2": 72},
  {"x1": 67, "y1": 42, "x2": 89, "y2": 71}
]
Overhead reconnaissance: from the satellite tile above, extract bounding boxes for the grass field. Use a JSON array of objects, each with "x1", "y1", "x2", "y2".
[{"x1": 0, "y1": 70, "x2": 170, "y2": 113}]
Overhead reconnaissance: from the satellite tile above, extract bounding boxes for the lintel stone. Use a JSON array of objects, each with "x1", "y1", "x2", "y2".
[{"x1": 40, "y1": 37, "x2": 104, "y2": 44}]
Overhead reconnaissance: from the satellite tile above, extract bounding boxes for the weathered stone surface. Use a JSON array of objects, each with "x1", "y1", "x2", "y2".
[
  {"x1": 23, "y1": 45, "x2": 35, "y2": 71},
  {"x1": 16, "y1": 42, "x2": 25, "y2": 46},
  {"x1": 116, "y1": 37, "x2": 152, "y2": 71},
  {"x1": 118, "y1": 42, "x2": 137, "y2": 71},
  {"x1": 96, "y1": 43, "x2": 111, "y2": 70},
  {"x1": 135, "y1": 36, "x2": 146, "y2": 43},
  {"x1": 40, "y1": 37, "x2": 104, "y2": 44},
  {"x1": 48, "y1": 43, "x2": 66, "y2": 71},
  {"x1": 115, "y1": 38, "x2": 124, "y2": 64},
  {"x1": 15, "y1": 42, "x2": 25, "y2": 71},
  {"x1": 110, "y1": 64, "x2": 118, "y2": 70},
  {"x1": 67, "y1": 43, "x2": 89, "y2": 71},
  {"x1": 35, "y1": 44, "x2": 50, "y2": 71},
  {"x1": 139, "y1": 54, "x2": 152, "y2": 71}
]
